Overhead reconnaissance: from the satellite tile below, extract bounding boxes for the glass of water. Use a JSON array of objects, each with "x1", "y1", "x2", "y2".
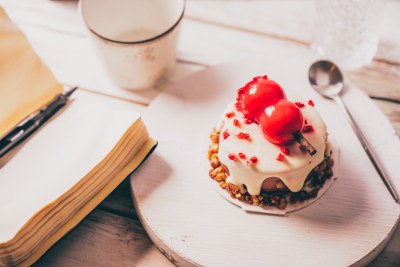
[{"x1": 311, "y1": 0, "x2": 387, "y2": 70}]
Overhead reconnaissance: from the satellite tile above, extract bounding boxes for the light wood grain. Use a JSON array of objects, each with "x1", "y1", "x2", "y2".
[
  {"x1": 0, "y1": 0, "x2": 398, "y2": 266},
  {"x1": 33, "y1": 179, "x2": 174, "y2": 267},
  {"x1": 346, "y1": 61, "x2": 400, "y2": 102},
  {"x1": 184, "y1": 0, "x2": 400, "y2": 63},
  {"x1": 178, "y1": 17, "x2": 400, "y2": 98},
  {"x1": 373, "y1": 100, "x2": 400, "y2": 135}
]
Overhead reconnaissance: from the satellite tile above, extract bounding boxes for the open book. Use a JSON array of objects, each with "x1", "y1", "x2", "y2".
[{"x1": 0, "y1": 8, "x2": 156, "y2": 266}]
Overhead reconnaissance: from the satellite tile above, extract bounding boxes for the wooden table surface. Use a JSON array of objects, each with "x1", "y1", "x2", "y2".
[{"x1": 1, "y1": 0, "x2": 399, "y2": 266}]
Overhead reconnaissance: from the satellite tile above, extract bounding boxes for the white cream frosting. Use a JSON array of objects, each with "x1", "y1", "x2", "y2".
[{"x1": 217, "y1": 95, "x2": 327, "y2": 196}]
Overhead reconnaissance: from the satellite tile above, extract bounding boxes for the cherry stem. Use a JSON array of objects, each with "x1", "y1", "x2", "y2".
[{"x1": 294, "y1": 132, "x2": 316, "y2": 156}]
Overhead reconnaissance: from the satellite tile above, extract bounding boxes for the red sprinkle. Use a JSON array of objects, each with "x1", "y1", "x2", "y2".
[
  {"x1": 223, "y1": 130, "x2": 230, "y2": 139},
  {"x1": 250, "y1": 157, "x2": 258, "y2": 164},
  {"x1": 244, "y1": 119, "x2": 253, "y2": 124},
  {"x1": 236, "y1": 132, "x2": 250, "y2": 140},
  {"x1": 233, "y1": 119, "x2": 241, "y2": 127},
  {"x1": 246, "y1": 160, "x2": 255, "y2": 166},
  {"x1": 281, "y1": 146, "x2": 290, "y2": 155},
  {"x1": 308, "y1": 100, "x2": 315, "y2": 107},
  {"x1": 295, "y1": 102, "x2": 305, "y2": 108},
  {"x1": 238, "y1": 152, "x2": 246, "y2": 159},
  {"x1": 276, "y1": 153, "x2": 285, "y2": 161},
  {"x1": 225, "y1": 112, "x2": 235, "y2": 118},
  {"x1": 228, "y1": 153, "x2": 237, "y2": 160},
  {"x1": 302, "y1": 124, "x2": 314, "y2": 133}
]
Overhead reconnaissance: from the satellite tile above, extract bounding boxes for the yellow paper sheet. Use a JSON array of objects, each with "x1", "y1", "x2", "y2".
[{"x1": 0, "y1": 7, "x2": 62, "y2": 138}]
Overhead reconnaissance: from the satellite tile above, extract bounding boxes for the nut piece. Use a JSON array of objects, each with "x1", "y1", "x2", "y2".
[
  {"x1": 328, "y1": 158, "x2": 334, "y2": 167},
  {"x1": 211, "y1": 153, "x2": 219, "y2": 160},
  {"x1": 214, "y1": 166, "x2": 223, "y2": 174},
  {"x1": 319, "y1": 161, "x2": 327, "y2": 171},
  {"x1": 219, "y1": 181, "x2": 227, "y2": 188},
  {"x1": 210, "y1": 157, "x2": 220, "y2": 168},
  {"x1": 325, "y1": 169, "x2": 333, "y2": 178},
  {"x1": 221, "y1": 164, "x2": 230, "y2": 176},
  {"x1": 209, "y1": 169, "x2": 217, "y2": 178},
  {"x1": 215, "y1": 172, "x2": 226, "y2": 182},
  {"x1": 278, "y1": 197, "x2": 287, "y2": 209},
  {"x1": 210, "y1": 131, "x2": 220, "y2": 143},
  {"x1": 228, "y1": 183, "x2": 240, "y2": 194},
  {"x1": 252, "y1": 195, "x2": 259, "y2": 203},
  {"x1": 275, "y1": 181, "x2": 284, "y2": 189},
  {"x1": 207, "y1": 150, "x2": 214, "y2": 161},
  {"x1": 209, "y1": 144, "x2": 219, "y2": 153}
]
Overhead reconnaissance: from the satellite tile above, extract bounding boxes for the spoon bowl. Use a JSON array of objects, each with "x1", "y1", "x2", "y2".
[{"x1": 308, "y1": 60, "x2": 344, "y2": 99}]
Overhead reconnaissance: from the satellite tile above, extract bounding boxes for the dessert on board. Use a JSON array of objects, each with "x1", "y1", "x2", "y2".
[{"x1": 208, "y1": 75, "x2": 334, "y2": 210}]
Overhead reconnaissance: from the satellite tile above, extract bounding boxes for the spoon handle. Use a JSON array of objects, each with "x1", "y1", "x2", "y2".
[{"x1": 333, "y1": 95, "x2": 399, "y2": 203}]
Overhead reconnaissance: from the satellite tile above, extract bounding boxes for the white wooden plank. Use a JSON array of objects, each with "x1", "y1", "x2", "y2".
[
  {"x1": 72, "y1": 89, "x2": 147, "y2": 113},
  {"x1": 178, "y1": 18, "x2": 311, "y2": 65},
  {"x1": 186, "y1": 0, "x2": 314, "y2": 44},
  {"x1": 185, "y1": 0, "x2": 400, "y2": 63},
  {"x1": 34, "y1": 209, "x2": 174, "y2": 267}
]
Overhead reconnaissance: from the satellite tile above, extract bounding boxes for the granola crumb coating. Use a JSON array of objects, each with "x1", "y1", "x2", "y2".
[{"x1": 208, "y1": 128, "x2": 334, "y2": 210}]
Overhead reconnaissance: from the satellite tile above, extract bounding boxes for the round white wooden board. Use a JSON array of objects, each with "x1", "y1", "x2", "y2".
[{"x1": 130, "y1": 57, "x2": 400, "y2": 267}]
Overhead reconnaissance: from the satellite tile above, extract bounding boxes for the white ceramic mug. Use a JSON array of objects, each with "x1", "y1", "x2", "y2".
[{"x1": 79, "y1": 0, "x2": 185, "y2": 90}]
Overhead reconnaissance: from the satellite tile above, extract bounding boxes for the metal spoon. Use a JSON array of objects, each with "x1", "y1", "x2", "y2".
[{"x1": 309, "y1": 60, "x2": 399, "y2": 203}]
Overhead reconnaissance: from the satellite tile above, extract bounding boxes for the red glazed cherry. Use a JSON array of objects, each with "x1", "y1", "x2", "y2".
[
  {"x1": 237, "y1": 76, "x2": 285, "y2": 121},
  {"x1": 235, "y1": 76, "x2": 304, "y2": 145},
  {"x1": 235, "y1": 75, "x2": 316, "y2": 154},
  {"x1": 259, "y1": 99, "x2": 303, "y2": 145}
]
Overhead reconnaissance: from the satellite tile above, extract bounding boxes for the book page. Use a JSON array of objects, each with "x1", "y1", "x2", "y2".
[{"x1": 0, "y1": 98, "x2": 140, "y2": 243}]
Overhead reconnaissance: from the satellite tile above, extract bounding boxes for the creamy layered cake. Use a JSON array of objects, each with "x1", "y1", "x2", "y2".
[{"x1": 208, "y1": 75, "x2": 334, "y2": 210}]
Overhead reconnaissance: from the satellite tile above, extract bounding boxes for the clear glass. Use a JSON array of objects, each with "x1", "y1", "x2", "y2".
[{"x1": 311, "y1": 0, "x2": 387, "y2": 70}]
